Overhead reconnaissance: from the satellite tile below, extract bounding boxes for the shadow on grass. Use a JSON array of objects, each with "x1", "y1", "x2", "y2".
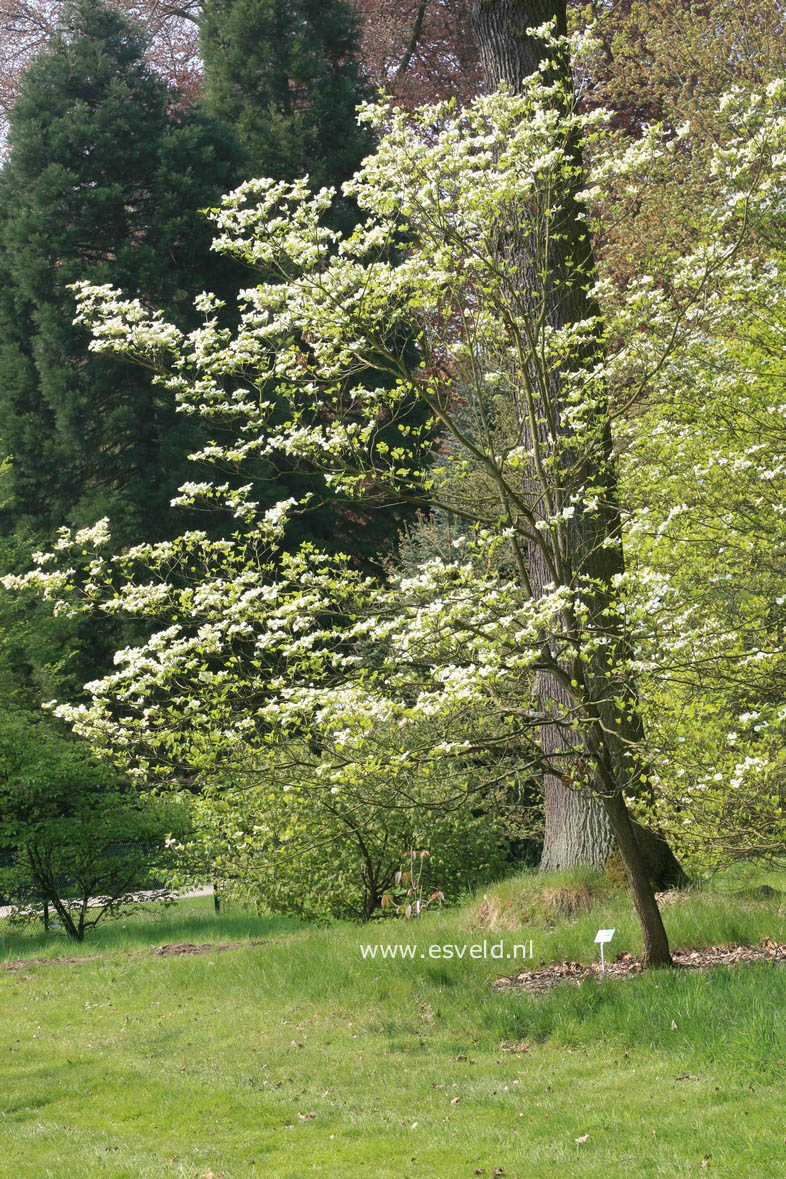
[{"x1": 0, "y1": 894, "x2": 304, "y2": 962}]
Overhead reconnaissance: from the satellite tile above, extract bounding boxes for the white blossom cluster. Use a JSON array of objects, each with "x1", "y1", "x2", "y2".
[{"x1": 9, "y1": 61, "x2": 786, "y2": 867}]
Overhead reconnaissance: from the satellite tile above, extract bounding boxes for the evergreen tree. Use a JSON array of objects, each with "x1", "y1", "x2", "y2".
[
  {"x1": 199, "y1": 0, "x2": 426, "y2": 569},
  {"x1": 200, "y1": 0, "x2": 373, "y2": 222},
  {"x1": 0, "y1": 0, "x2": 241, "y2": 543}
]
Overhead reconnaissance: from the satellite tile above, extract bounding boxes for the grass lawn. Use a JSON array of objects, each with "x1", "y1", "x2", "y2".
[{"x1": 1, "y1": 871, "x2": 785, "y2": 1177}]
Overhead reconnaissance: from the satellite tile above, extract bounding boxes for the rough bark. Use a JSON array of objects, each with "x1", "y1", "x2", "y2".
[
  {"x1": 471, "y1": 0, "x2": 679, "y2": 962},
  {"x1": 539, "y1": 758, "x2": 614, "y2": 871},
  {"x1": 473, "y1": 0, "x2": 566, "y2": 87},
  {"x1": 529, "y1": 519, "x2": 618, "y2": 874},
  {"x1": 536, "y1": 663, "x2": 684, "y2": 888},
  {"x1": 474, "y1": 0, "x2": 615, "y2": 877}
]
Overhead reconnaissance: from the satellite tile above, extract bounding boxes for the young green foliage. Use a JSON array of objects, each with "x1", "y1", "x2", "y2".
[{"x1": 0, "y1": 713, "x2": 188, "y2": 940}]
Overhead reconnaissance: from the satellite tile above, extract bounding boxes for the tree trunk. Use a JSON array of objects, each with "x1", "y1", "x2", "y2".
[
  {"x1": 471, "y1": 0, "x2": 679, "y2": 963},
  {"x1": 473, "y1": 0, "x2": 614, "y2": 876},
  {"x1": 473, "y1": 0, "x2": 569, "y2": 83},
  {"x1": 603, "y1": 791, "x2": 671, "y2": 968},
  {"x1": 530, "y1": 543, "x2": 617, "y2": 873},
  {"x1": 533, "y1": 551, "x2": 684, "y2": 886},
  {"x1": 540, "y1": 765, "x2": 614, "y2": 871}
]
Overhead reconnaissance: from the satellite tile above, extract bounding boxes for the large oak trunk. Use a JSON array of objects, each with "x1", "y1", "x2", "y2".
[{"x1": 471, "y1": 0, "x2": 681, "y2": 963}]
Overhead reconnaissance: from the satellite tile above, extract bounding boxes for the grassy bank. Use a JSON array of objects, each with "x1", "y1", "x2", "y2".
[{"x1": 1, "y1": 871, "x2": 784, "y2": 1177}]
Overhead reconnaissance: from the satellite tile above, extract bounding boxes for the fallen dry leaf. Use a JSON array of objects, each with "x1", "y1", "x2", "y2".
[
  {"x1": 494, "y1": 941, "x2": 786, "y2": 993},
  {"x1": 575, "y1": 1134, "x2": 589, "y2": 1144}
]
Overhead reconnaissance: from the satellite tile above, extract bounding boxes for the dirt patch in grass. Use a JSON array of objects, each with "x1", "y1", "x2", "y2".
[
  {"x1": 0, "y1": 938, "x2": 268, "y2": 972},
  {"x1": 150, "y1": 940, "x2": 266, "y2": 956},
  {"x1": 493, "y1": 938, "x2": 786, "y2": 994},
  {"x1": 2, "y1": 953, "x2": 103, "y2": 972}
]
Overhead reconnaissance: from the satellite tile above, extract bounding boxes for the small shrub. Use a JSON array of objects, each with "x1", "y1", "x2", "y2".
[{"x1": 0, "y1": 713, "x2": 189, "y2": 940}]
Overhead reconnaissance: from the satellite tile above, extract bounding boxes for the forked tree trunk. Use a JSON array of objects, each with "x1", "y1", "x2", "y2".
[
  {"x1": 534, "y1": 574, "x2": 683, "y2": 888},
  {"x1": 471, "y1": 0, "x2": 680, "y2": 965}
]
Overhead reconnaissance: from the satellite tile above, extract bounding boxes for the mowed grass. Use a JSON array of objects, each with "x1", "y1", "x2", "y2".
[{"x1": 1, "y1": 872, "x2": 786, "y2": 1178}]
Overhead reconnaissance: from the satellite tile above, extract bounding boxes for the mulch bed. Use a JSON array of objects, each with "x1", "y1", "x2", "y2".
[{"x1": 493, "y1": 938, "x2": 786, "y2": 994}]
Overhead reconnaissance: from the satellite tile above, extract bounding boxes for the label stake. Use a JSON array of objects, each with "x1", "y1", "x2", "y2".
[{"x1": 594, "y1": 928, "x2": 616, "y2": 979}]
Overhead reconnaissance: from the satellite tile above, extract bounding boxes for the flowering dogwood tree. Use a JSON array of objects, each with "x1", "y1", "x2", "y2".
[{"x1": 11, "y1": 36, "x2": 786, "y2": 962}]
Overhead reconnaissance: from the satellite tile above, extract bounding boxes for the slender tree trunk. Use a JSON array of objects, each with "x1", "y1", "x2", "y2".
[
  {"x1": 362, "y1": 879, "x2": 382, "y2": 922},
  {"x1": 603, "y1": 791, "x2": 671, "y2": 968},
  {"x1": 395, "y1": 0, "x2": 431, "y2": 77},
  {"x1": 471, "y1": 0, "x2": 678, "y2": 963}
]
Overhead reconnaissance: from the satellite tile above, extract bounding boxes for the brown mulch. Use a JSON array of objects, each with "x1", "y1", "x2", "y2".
[
  {"x1": 150, "y1": 939, "x2": 266, "y2": 956},
  {"x1": 493, "y1": 938, "x2": 786, "y2": 994}
]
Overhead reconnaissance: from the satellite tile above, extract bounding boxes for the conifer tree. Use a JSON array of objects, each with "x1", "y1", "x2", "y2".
[
  {"x1": 0, "y1": 0, "x2": 240, "y2": 543},
  {"x1": 200, "y1": 0, "x2": 426, "y2": 565},
  {"x1": 200, "y1": 0, "x2": 373, "y2": 224}
]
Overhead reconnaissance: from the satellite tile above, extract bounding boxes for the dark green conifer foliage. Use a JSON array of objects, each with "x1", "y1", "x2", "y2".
[
  {"x1": 0, "y1": 0, "x2": 241, "y2": 543},
  {"x1": 200, "y1": 0, "x2": 430, "y2": 567},
  {"x1": 200, "y1": 0, "x2": 373, "y2": 225}
]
